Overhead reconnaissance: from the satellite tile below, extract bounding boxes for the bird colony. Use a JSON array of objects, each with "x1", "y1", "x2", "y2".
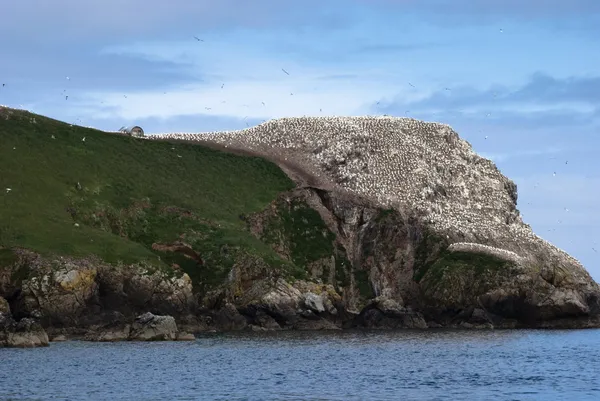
[{"x1": 151, "y1": 116, "x2": 581, "y2": 268}]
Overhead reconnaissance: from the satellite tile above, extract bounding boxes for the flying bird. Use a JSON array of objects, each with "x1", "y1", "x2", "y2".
[
  {"x1": 408, "y1": 82, "x2": 415, "y2": 88},
  {"x1": 193, "y1": 36, "x2": 204, "y2": 42},
  {"x1": 281, "y1": 68, "x2": 290, "y2": 75}
]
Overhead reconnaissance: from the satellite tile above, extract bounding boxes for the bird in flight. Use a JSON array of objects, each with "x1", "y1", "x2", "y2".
[
  {"x1": 193, "y1": 36, "x2": 204, "y2": 42},
  {"x1": 282, "y1": 68, "x2": 290, "y2": 75}
]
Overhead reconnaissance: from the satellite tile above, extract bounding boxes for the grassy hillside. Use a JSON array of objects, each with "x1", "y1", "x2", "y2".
[{"x1": 0, "y1": 107, "x2": 299, "y2": 288}]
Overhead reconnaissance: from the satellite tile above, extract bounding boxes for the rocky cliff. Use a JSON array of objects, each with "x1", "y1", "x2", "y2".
[
  {"x1": 154, "y1": 116, "x2": 600, "y2": 329},
  {"x1": 1, "y1": 109, "x2": 599, "y2": 346}
]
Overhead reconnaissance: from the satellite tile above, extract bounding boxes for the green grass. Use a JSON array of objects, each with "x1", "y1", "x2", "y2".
[
  {"x1": 0, "y1": 107, "x2": 296, "y2": 289},
  {"x1": 419, "y1": 250, "x2": 512, "y2": 296},
  {"x1": 261, "y1": 198, "x2": 336, "y2": 277}
]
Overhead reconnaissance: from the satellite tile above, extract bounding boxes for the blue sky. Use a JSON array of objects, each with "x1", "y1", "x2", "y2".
[{"x1": 1, "y1": 0, "x2": 599, "y2": 279}]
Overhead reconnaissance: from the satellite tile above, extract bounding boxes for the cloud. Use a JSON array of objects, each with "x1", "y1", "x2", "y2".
[
  {"x1": 0, "y1": 0, "x2": 353, "y2": 44},
  {"x1": 377, "y1": 72, "x2": 600, "y2": 126},
  {"x1": 49, "y1": 36, "x2": 418, "y2": 124}
]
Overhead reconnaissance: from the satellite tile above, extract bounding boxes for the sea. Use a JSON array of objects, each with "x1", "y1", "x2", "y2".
[{"x1": 1, "y1": 329, "x2": 599, "y2": 400}]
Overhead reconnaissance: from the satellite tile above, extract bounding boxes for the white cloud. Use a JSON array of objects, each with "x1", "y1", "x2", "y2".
[{"x1": 76, "y1": 40, "x2": 420, "y2": 123}]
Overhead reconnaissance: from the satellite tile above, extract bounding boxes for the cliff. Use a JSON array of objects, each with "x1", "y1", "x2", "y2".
[{"x1": 1, "y1": 107, "x2": 598, "y2": 346}]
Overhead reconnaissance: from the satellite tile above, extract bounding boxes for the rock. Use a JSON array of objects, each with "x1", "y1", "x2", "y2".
[
  {"x1": 250, "y1": 324, "x2": 269, "y2": 332},
  {"x1": 0, "y1": 316, "x2": 49, "y2": 348},
  {"x1": 355, "y1": 297, "x2": 428, "y2": 329},
  {"x1": 0, "y1": 296, "x2": 9, "y2": 315},
  {"x1": 372, "y1": 296, "x2": 404, "y2": 314},
  {"x1": 118, "y1": 269, "x2": 195, "y2": 316},
  {"x1": 15, "y1": 259, "x2": 98, "y2": 325},
  {"x1": 470, "y1": 308, "x2": 493, "y2": 325},
  {"x1": 51, "y1": 334, "x2": 68, "y2": 342},
  {"x1": 176, "y1": 332, "x2": 195, "y2": 341},
  {"x1": 213, "y1": 303, "x2": 247, "y2": 331},
  {"x1": 303, "y1": 292, "x2": 326, "y2": 314},
  {"x1": 85, "y1": 325, "x2": 131, "y2": 342},
  {"x1": 253, "y1": 310, "x2": 281, "y2": 330},
  {"x1": 294, "y1": 317, "x2": 341, "y2": 330},
  {"x1": 238, "y1": 278, "x2": 302, "y2": 327},
  {"x1": 129, "y1": 312, "x2": 178, "y2": 341}
]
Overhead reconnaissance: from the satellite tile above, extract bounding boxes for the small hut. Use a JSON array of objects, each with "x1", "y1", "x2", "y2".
[{"x1": 118, "y1": 126, "x2": 145, "y2": 138}]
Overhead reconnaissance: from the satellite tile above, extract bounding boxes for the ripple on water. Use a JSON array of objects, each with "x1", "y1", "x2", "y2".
[{"x1": 1, "y1": 330, "x2": 599, "y2": 401}]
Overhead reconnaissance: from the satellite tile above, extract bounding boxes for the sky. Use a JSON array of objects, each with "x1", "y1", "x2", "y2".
[{"x1": 1, "y1": 0, "x2": 599, "y2": 279}]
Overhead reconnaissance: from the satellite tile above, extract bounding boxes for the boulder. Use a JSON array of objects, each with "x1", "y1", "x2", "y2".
[
  {"x1": 176, "y1": 332, "x2": 195, "y2": 341},
  {"x1": 85, "y1": 324, "x2": 131, "y2": 342},
  {"x1": 303, "y1": 292, "x2": 326, "y2": 314},
  {"x1": 129, "y1": 312, "x2": 178, "y2": 341},
  {"x1": 0, "y1": 316, "x2": 49, "y2": 348},
  {"x1": 355, "y1": 296, "x2": 428, "y2": 329},
  {"x1": 212, "y1": 303, "x2": 248, "y2": 331},
  {"x1": 50, "y1": 335, "x2": 68, "y2": 342}
]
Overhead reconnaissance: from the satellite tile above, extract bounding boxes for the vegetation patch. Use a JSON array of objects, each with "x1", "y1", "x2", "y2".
[
  {"x1": 334, "y1": 244, "x2": 351, "y2": 288},
  {"x1": 413, "y1": 227, "x2": 448, "y2": 282},
  {"x1": 419, "y1": 250, "x2": 513, "y2": 297},
  {"x1": 0, "y1": 107, "x2": 298, "y2": 292},
  {"x1": 261, "y1": 198, "x2": 336, "y2": 278},
  {"x1": 354, "y1": 269, "x2": 374, "y2": 299}
]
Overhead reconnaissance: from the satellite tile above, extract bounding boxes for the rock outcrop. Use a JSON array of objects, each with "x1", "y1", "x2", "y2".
[
  {"x1": 0, "y1": 311, "x2": 49, "y2": 348},
  {"x1": 84, "y1": 312, "x2": 192, "y2": 342}
]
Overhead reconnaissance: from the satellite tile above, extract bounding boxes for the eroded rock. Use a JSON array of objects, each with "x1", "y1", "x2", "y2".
[
  {"x1": 129, "y1": 312, "x2": 178, "y2": 341},
  {"x1": 0, "y1": 316, "x2": 49, "y2": 348}
]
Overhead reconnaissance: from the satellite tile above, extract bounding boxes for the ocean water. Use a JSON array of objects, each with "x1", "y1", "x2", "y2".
[{"x1": 1, "y1": 329, "x2": 599, "y2": 401}]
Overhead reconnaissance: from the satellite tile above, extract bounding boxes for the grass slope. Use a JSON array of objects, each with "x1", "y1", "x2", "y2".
[{"x1": 0, "y1": 108, "x2": 297, "y2": 287}]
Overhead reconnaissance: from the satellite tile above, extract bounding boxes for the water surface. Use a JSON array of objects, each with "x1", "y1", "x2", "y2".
[{"x1": 2, "y1": 329, "x2": 599, "y2": 400}]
